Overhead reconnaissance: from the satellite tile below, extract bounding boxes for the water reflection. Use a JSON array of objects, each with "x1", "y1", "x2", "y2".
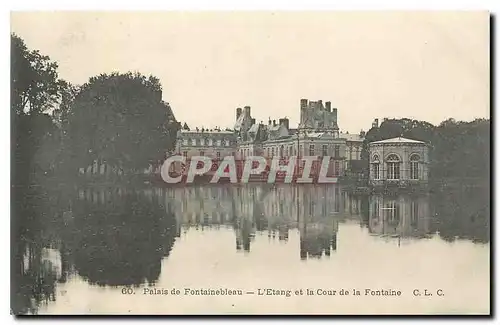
[
  {"x1": 11, "y1": 183, "x2": 490, "y2": 315},
  {"x1": 164, "y1": 185, "x2": 344, "y2": 258},
  {"x1": 70, "y1": 190, "x2": 177, "y2": 287},
  {"x1": 431, "y1": 185, "x2": 490, "y2": 244},
  {"x1": 368, "y1": 193, "x2": 431, "y2": 239}
]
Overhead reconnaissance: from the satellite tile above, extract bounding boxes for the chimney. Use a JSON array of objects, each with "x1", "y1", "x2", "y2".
[
  {"x1": 332, "y1": 108, "x2": 338, "y2": 122},
  {"x1": 325, "y1": 101, "x2": 331, "y2": 112},
  {"x1": 300, "y1": 98, "x2": 308, "y2": 111},
  {"x1": 244, "y1": 106, "x2": 251, "y2": 117},
  {"x1": 268, "y1": 118, "x2": 272, "y2": 125},
  {"x1": 273, "y1": 120, "x2": 276, "y2": 126},
  {"x1": 383, "y1": 118, "x2": 388, "y2": 122},
  {"x1": 236, "y1": 107, "x2": 242, "y2": 120},
  {"x1": 318, "y1": 100, "x2": 323, "y2": 109},
  {"x1": 251, "y1": 118, "x2": 256, "y2": 125},
  {"x1": 360, "y1": 130, "x2": 366, "y2": 138}
]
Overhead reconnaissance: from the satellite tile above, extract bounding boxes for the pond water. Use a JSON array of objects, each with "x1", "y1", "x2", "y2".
[{"x1": 11, "y1": 184, "x2": 490, "y2": 315}]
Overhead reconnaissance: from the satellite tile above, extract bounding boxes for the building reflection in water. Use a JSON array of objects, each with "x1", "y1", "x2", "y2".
[
  {"x1": 368, "y1": 193, "x2": 431, "y2": 241},
  {"x1": 163, "y1": 185, "x2": 349, "y2": 260}
]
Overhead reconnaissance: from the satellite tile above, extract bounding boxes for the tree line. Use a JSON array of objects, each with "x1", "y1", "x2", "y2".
[{"x1": 12, "y1": 33, "x2": 179, "y2": 189}]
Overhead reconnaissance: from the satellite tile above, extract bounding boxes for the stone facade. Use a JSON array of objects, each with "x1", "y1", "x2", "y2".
[
  {"x1": 174, "y1": 99, "x2": 367, "y2": 178},
  {"x1": 368, "y1": 137, "x2": 430, "y2": 186},
  {"x1": 232, "y1": 99, "x2": 364, "y2": 177},
  {"x1": 340, "y1": 131, "x2": 365, "y2": 176},
  {"x1": 175, "y1": 128, "x2": 237, "y2": 159}
]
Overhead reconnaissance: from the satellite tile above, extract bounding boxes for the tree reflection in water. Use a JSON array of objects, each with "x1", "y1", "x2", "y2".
[
  {"x1": 11, "y1": 187, "x2": 177, "y2": 315},
  {"x1": 431, "y1": 184, "x2": 490, "y2": 244},
  {"x1": 70, "y1": 191, "x2": 177, "y2": 287},
  {"x1": 11, "y1": 186, "x2": 60, "y2": 315}
]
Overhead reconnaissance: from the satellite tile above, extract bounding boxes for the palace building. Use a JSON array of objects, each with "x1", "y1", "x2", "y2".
[{"x1": 176, "y1": 99, "x2": 366, "y2": 178}]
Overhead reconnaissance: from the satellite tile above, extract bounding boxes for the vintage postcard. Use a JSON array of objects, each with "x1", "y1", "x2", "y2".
[{"x1": 10, "y1": 11, "x2": 490, "y2": 315}]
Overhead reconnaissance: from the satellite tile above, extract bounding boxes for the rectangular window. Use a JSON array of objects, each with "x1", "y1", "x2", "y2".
[
  {"x1": 334, "y1": 145, "x2": 340, "y2": 158},
  {"x1": 183, "y1": 151, "x2": 187, "y2": 157},
  {"x1": 373, "y1": 163, "x2": 380, "y2": 179},
  {"x1": 199, "y1": 151, "x2": 204, "y2": 156},
  {"x1": 334, "y1": 161, "x2": 340, "y2": 176},
  {"x1": 309, "y1": 144, "x2": 315, "y2": 156},
  {"x1": 208, "y1": 139, "x2": 213, "y2": 146},
  {"x1": 200, "y1": 139, "x2": 205, "y2": 146},
  {"x1": 183, "y1": 139, "x2": 188, "y2": 146},
  {"x1": 216, "y1": 152, "x2": 221, "y2": 159},
  {"x1": 271, "y1": 148, "x2": 275, "y2": 156},
  {"x1": 387, "y1": 162, "x2": 400, "y2": 180},
  {"x1": 299, "y1": 145, "x2": 303, "y2": 156},
  {"x1": 322, "y1": 144, "x2": 328, "y2": 156},
  {"x1": 410, "y1": 162, "x2": 419, "y2": 180}
]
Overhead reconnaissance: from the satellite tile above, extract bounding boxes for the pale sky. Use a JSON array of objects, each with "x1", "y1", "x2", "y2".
[{"x1": 11, "y1": 11, "x2": 490, "y2": 133}]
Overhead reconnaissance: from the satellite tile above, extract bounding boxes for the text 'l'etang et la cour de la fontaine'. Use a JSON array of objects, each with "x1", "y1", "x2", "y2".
[{"x1": 140, "y1": 288, "x2": 403, "y2": 297}]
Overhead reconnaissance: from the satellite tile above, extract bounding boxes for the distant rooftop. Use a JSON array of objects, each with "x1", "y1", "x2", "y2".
[
  {"x1": 339, "y1": 132, "x2": 364, "y2": 142},
  {"x1": 180, "y1": 129, "x2": 234, "y2": 134},
  {"x1": 370, "y1": 137, "x2": 426, "y2": 145}
]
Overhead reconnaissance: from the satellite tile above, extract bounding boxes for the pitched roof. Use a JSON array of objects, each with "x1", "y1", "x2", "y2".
[
  {"x1": 370, "y1": 137, "x2": 426, "y2": 144},
  {"x1": 248, "y1": 123, "x2": 260, "y2": 133},
  {"x1": 340, "y1": 132, "x2": 364, "y2": 142}
]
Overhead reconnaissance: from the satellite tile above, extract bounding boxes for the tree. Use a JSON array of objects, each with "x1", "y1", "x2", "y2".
[
  {"x1": 11, "y1": 34, "x2": 64, "y2": 115},
  {"x1": 67, "y1": 72, "x2": 179, "y2": 174},
  {"x1": 11, "y1": 34, "x2": 69, "y2": 188}
]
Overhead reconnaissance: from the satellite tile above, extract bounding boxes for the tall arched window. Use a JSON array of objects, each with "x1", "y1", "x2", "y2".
[
  {"x1": 410, "y1": 154, "x2": 420, "y2": 180},
  {"x1": 386, "y1": 154, "x2": 400, "y2": 180},
  {"x1": 372, "y1": 154, "x2": 380, "y2": 180}
]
